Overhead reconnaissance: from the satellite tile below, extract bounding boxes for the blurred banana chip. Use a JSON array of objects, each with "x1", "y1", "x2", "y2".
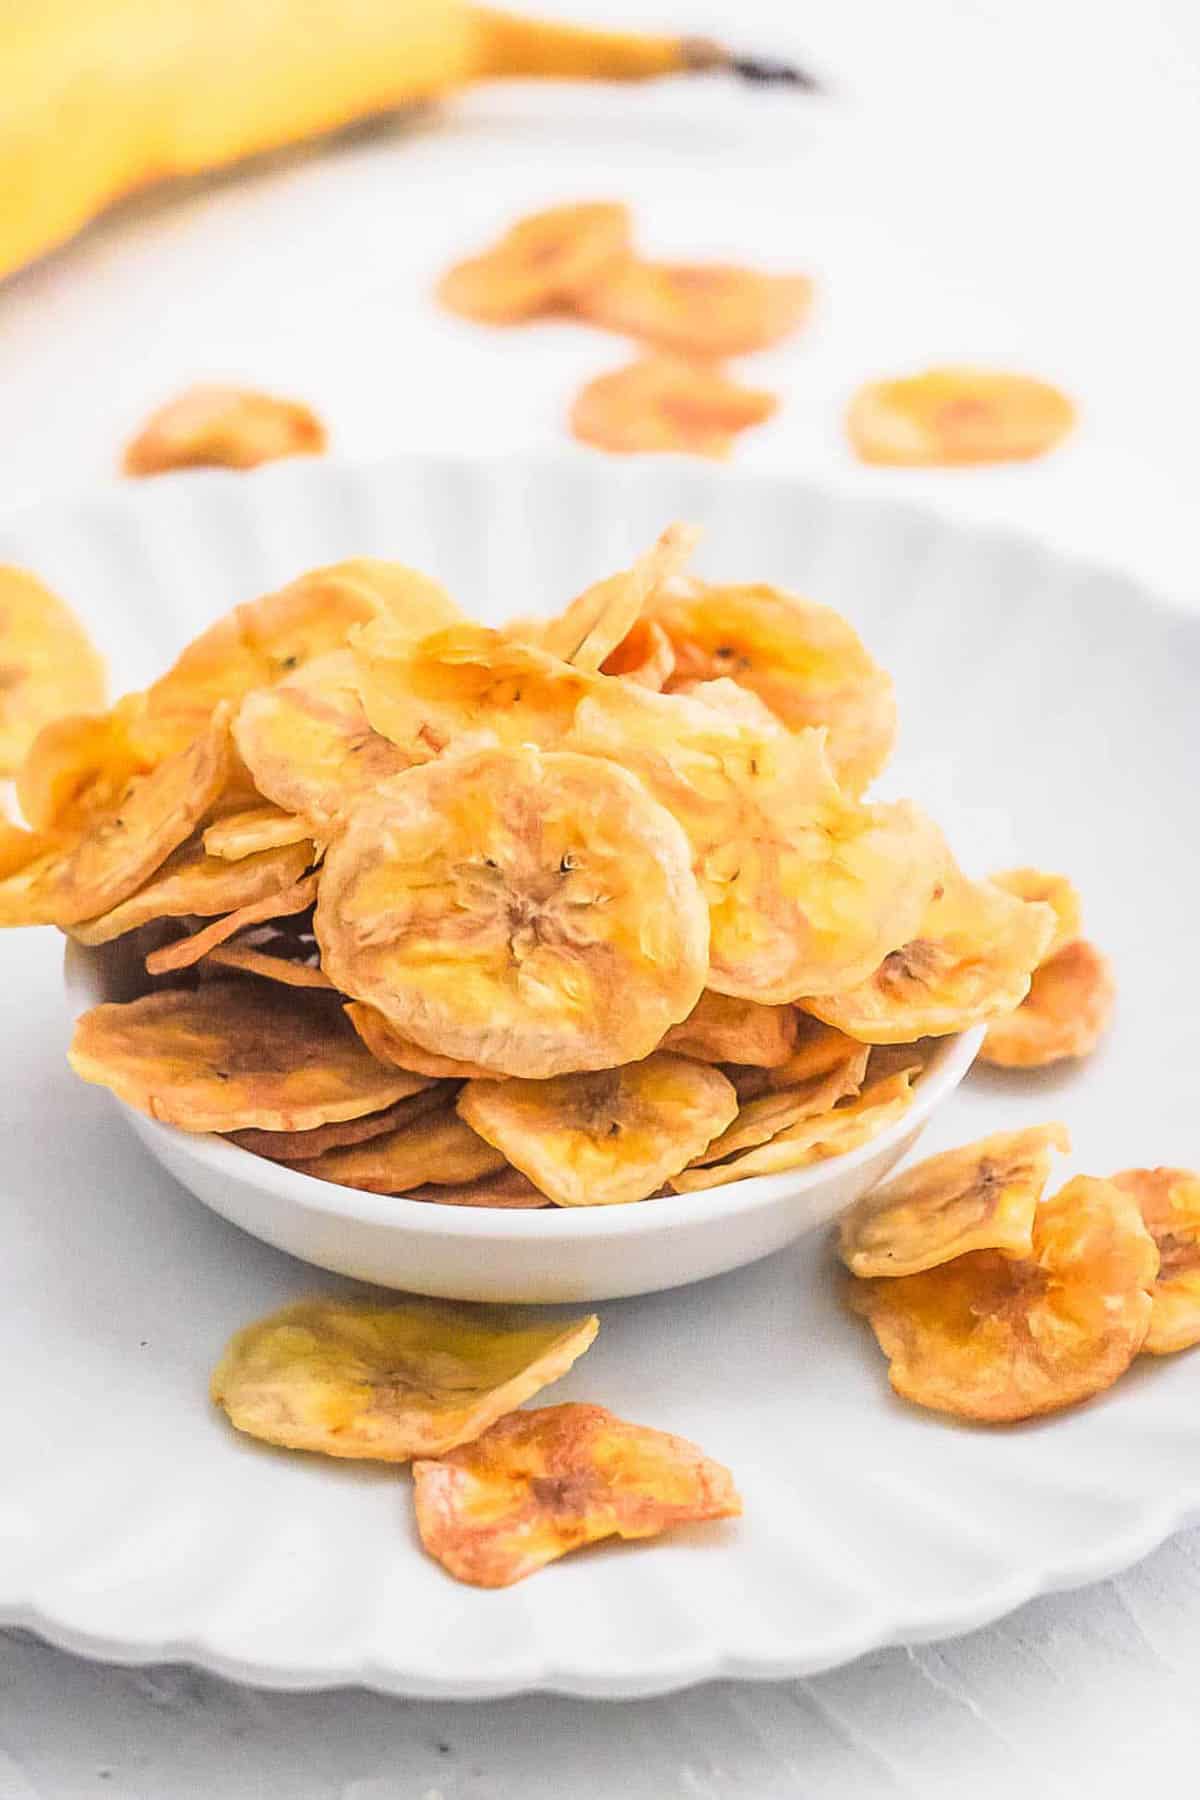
[
  {"x1": 1111, "y1": 1167, "x2": 1200, "y2": 1355},
  {"x1": 293, "y1": 1102, "x2": 505, "y2": 1193},
  {"x1": 601, "y1": 616, "x2": 675, "y2": 691},
  {"x1": 203, "y1": 804, "x2": 312, "y2": 861},
  {"x1": 981, "y1": 940, "x2": 1115, "y2": 1069},
  {"x1": 16, "y1": 698, "x2": 151, "y2": 833},
  {"x1": 413, "y1": 1401, "x2": 741, "y2": 1587},
  {"x1": 847, "y1": 367, "x2": 1075, "y2": 467},
  {"x1": 229, "y1": 1086, "x2": 445, "y2": 1163},
  {"x1": 569, "y1": 355, "x2": 777, "y2": 459},
  {"x1": 212, "y1": 1297, "x2": 599, "y2": 1461},
  {"x1": 0, "y1": 567, "x2": 106, "y2": 776},
  {"x1": 576, "y1": 259, "x2": 812, "y2": 358},
  {"x1": 661, "y1": 991, "x2": 799, "y2": 1068},
  {"x1": 68, "y1": 837, "x2": 312, "y2": 946},
  {"x1": 123, "y1": 383, "x2": 326, "y2": 476},
  {"x1": 437, "y1": 201, "x2": 631, "y2": 323}
]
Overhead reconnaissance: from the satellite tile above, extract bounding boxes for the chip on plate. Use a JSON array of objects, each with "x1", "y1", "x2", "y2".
[
  {"x1": 123, "y1": 384, "x2": 326, "y2": 476},
  {"x1": 569, "y1": 355, "x2": 777, "y2": 459},
  {"x1": 576, "y1": 259, "x2": 812, "y2": 357},
  {"x1": 847, "y1": 368, "x2": 1075, "y2": 467},
  {"x1": 437, "y1": 202, "x2": 631, "y2": 323},
  {"x1": 1111, "y1": 1167, "x2": 1200, "y2": 1355}
]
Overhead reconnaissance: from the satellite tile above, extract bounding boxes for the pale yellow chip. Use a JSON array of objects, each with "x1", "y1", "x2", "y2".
[
  {"x1": 69, "y1": 980, "x2": 423, "y2": 1132},
  {"x1": 315, "y1": 745, "x2": 709, "y2": 1079},
  {"x1": 345, "y1": 1001, "x2": 508, "y2": 1082},
  {"x1": 980, "y1": 940, "x2": 1115, "y2": 1069},
  {"x1": 839, "y1": 1123, "x2": 1071, "y2": 1278},
  {"x1": 228, "y1": 1086, "x2": 444, "y2": 1163},
  {"x1": 661, "y1": 991, "x2": 800, "y2": 1068},
  {"x1": 67, "y1": 837, "x2": 312, "y2": 946},
  {"x1": 0, "y1": 567, "x2": 106, "y2": 776},
  {"x1": 569, "y1": 355, "x2": 777, "y2": 460},
  {"x1": 202, "y1": 805, "x2": 312, "y2": 861},
  {"x1": 576, "y1": 258, "x2": 812, "y2": 357},
  {"x1": 847, "y1": 367, "x2": 1075, "y2": 467},
  {"x1": 849, "y1": 1176, "x2": 1157, "y2": 1421},
  {"x1": 212, "y1": 1297, "x2": 599, "y2": 1462},
  {"x1": 123, "y1": 384, "x2": 326, "y2": 476},
  {"x1": 802, "y1": 868, "x2": 1058, "y2": 1042},
  {"x1": 437, "y1": 201, "x2": 631, "y2": 323},
  {"x1": 15, "y1": 698, "x2": 152, "y2": 833},
  {"x1": 989, "y1": 867, "x2": 1083, "y2": 960},
  {"x1": 293, "y1": 1102, "x2": 505, "y2": 1193},
  {"x1": 457, "y1": 1054, "x2": 739, "y2": 1207},
  {"x1": 686, "y1": 1050, "x2": 869, "y2": 1169},
  {"x1": 413, "y1": 1402, "x2": 741, "y2": 1588},
  {"x1": 144, "y1": 870, "x2": 319, "y2": 976},
  {"x1": 601, "y1": 617, "x2": 675, "y2": 691},
  {"x1": 532, "y1": 525, "x2": 698, "y2": 672},
  {"x1": 1111, "y1": 1168, "x2": 1200, "y2": 1355}
]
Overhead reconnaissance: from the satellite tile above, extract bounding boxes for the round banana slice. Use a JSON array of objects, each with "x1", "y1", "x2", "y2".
[
  {"x1": 202, "y1": 805, "x2": 312, "y2": 861},
  {"x1": 576, "y1": 259, "x2": 812, "y2": 357},
  {"x1": 315, "y1": 745, "x2": 709, "y2": 1078},
  {"x1": 437, "y1": 201, "x2": 631, "y2": 323},
  {"x1": 839, "y1": 1123, "x2": 1071, "y2": 1279},
  {"x1": 144, "y1": 870, "x2": 319, "y2": 976},
  {"x1": 68, "y1": 837, "x2": 312, "y2": 946},
  {"x1": 69, "y1": 981, "x2": 424, "y2": 1132},
  {"x1": 0, "y1": 567, "x2": 106, "y2": 776},
  {"x1": 122, "y1": 383, "x2": 326, "y2": 475},
  {"x1": 0, "y1": 715, "x2": 229, "y2": 929},
  {"x1": 293, "y1": 1103, "x2": 505, "y2": 1192},
  {"x1": 1111, "y1": 1168, "x2": 1200, "y2": 1355},
  {"x1": 211, "y1": 1297, "x2": 599, "y2": 1462},
  {"x1": 457, "y1": 1054, "x2": 738, "y2": 1207},
  {"x1": 849, "y1": 1177, "x2": 1157, "y2": 1421},
  {"x1": 408, "y1": 1167, "x2": 551, "y2": 1209},
  {"x1": 685, "y1": 1049, "x2": 869, "y2": 1170},
  {"x1": 533, "y1": 525, "x2": 698, "y2": 672},
  {"x1": 802, "y1": 870, "x2": 1058, "y2": 1042},
  {"x1": 345, "y1": 1001, "x2": 507, "y2": 1082},
  {"x1": 980, "y1": 940, "x2": 1115, "y2": 1069},
  {"x1": 16, "y1": 697, "x2": 152, "y2": 832},
  {"x1": 661, "y1": 991, "x2": 799, "y2": 1068},
  {"x1": 645, "y1": 579, "x2": 896, "y2": 797},
  {"x1": 413, "y1": 1401, "x2": 741, "y2": 1587},
  {"x1": 989, "y1": 867, "x2": 1082, "y2": 960},
  {"x1": 569, "y1": 355, "x2": 777, "y2": 459},
  {"x1": 201, "y1": 938, "x2": 334, "y2": 990},
  {"x1": 229, "y1": 1086, "x2": 444, "y2": 1163},
  {"x1": 234, "y1": 650, "x2": 412, "y2": 832},
  {"x1": 847, "y1": 367, "x2": 1075, "y2": 467}
]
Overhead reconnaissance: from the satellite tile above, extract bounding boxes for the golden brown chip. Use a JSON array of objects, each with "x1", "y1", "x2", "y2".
[
  {"x1": 458, "y1": 1054, "x2": 738, "y2": 1207},
  {"x1": 1111, "y1": 1168, "x2": 1200, "y2": 1355},
  {"x1": 0, "y1": 567, "x2": 106, "y2": 776},
  {"x1": 645, "y1": 578, "x2": 896, "y2": 796},
  {"x1": 69, "y1": 980, "x2": 425, "y2": 1133},
  {"x1": 661, "y1": 991, "x2": 799, "y2": 1068},
  {"x1": 0, "y1": 818, "x2": 58, "y2": 881},
  {"x1": 344, "y1": 1001, "x2": 506, "y2": 1082},
  {"x1": 437, "y1": 201, "x2": 631, "y2": 323},
  {"x1": 122, "y1": 384, "x2": 326, "y2": 476},
  {"x1": 202, "y1": 805, "x2": 312, "y2": 861},
  {"x1": 533, "y1": 525, "x2": 697, "y2": 672},
  {"x1": 408, "y1": 1168, "x2": 552, "y2": 1209},
  {"x1": 670, "y1": 1066, "x2": 919, "y2": 1192},
  {"x1": 315, "y1": 745, "x2": 709, "y2": 1078},
  {"x1": 413, "y1": 1402, "x2": 741, "y2": 1587},
  {"x1": 849, "y1": 1176, "x2": 1157, "y2": 1421},
  {"x1": 569, "y1": 355, "x2": 777, "y2": 459},
  {"x1": 67, "y1": 837, "x2": 312, "y2": 946},
  {"x1": 228, "y1": 1086, "x2": 445, "y2": 1163},
  {"x1": 840, "y1": 1123, "x2": 1071, "y2": 1278},
  {"x1": 293, "y1": 1102, "x2": 505, "y2": 1192},
  {"x1": 0, "y1": 715, "x2": 230, "y2": 929},
  {"x1": 212, "y1": 1298, "x2": 599, "y2": 1462},
  {"x1": 730, "y1": 1016, "x2": 874, "y2": 1100},
  {"x1": 802, "y1": 868, "x2": 1058, "y2": 1042},
  {"x1": 601, "y1": 616, "x2": 675, "y2": 690},
  {"x1": 988, "y1": 867, "x2": 1082, "y2": 960},
  {"x1": 143, "y1": 868, "x2": 318, "y2": 976},
  {"x1": 201, "y1": 939, "x2": 334, "y2": 989},
  {"x1": 980, "y1": 940, "x2": 1115, "y2": 1069},
  {"x1": 576, "y1": 259, "x2": 812, "y2": 357},
  {"x1": 685, "y1": 1050, "x2": 869, "y2": 1169},
  {"x1": 847, "y1": 367, "x2": 1075, "y2": 467},
  {"x1": 15, "y1": 698, "x2": 152, "y2": 833}
]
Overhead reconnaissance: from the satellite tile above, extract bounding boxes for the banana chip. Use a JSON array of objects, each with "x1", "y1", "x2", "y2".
[
  {"x1": 143, "y1": 869, "x2": 319, "y2": 975},
  {"x1": 316, "y1": 746, "x2": 709, "y2": 1078},
  {"x1": 534, "y1": 525, "x2": 697, "y2": 672},
  {"x1": 1111, "y1": 1168, "x2": 1200, "y2": 1355},
  {"x1": 989, "y1": 867, "x2": 1082, "y2": 960},
  {"x1": 212, "y1": 1298, "x2": 599, "y2": 1462},
  {"x1": 68, "y1": 837, "x2": 312, "y2": 946},
  {"x1": 345, "y1": 1001, "x2": 506, "y2": 1082},
  {"x1": 0, "y1": 715, "x2": 229, "y2": 929},
  {"x1": 437, "y1": 201, "x2": 631, "y2": 323},
  {"x1": 803, "y1": 869, "x2": 1058, "y2": 1042},
  {"x1": 847, "y1": 367, "x2": 1075, "y2": 467},
  {"x1": 646, "y1": 579, "x2": 897, "y2": 796},
  {"x1": 413, "y1": 1402, "x2": 741, "y2": 1587},
  {"x1": 293, "y1": 1102, "x2": 505, "y2": 1192},
  {"x1": 685, "y1": 1049, "x2": 868, "y2": 1169},
  {"x1": 0, "y1": 819, "x2": 55, "y2": 881},
  {"x1": 123, "y1": 384, "x2": 326, "y2": 475},
  {"x1": 601, "y1": 617, "x2": 675, "y2": 690},
  {"x1": 577, "y1": 259, "x2": 812, "y2": 357},
  {"x1": 980, "y1": 940, "x2": 1115, "y2": 1069},
  {"x1": 69, "y1": 980, "x2": 424, "y2": 1132},
  {"x1": 202, "y1": 804, "x2": 312, "y2": 861},
  {"x1": 408, "y1": 1167, "x2": 552, "y2": 1209},
  {"x1": 457, "y1": 1054, "x2": 738, "y2": 1206},
  {"x1": 661, "y1": 991, "x2": 799, "y2": 1068},
  {"x1": 202, "y1": 938, "x2": 334, "y2": 990},
  {"x1": 731, "y1": 1017, "x2": 875, "y2": 1100},
  {"x1": 0, "y1": 567, "x2": 106, "y2": 776},
  {"x1": 569, "y1": 355, "x2": 777, "y2": 458},
  {"x1": 228, "y1": 1086, "x2": 444, "y2": 1163},
  {"x1": 840, "y1": 1123, "x2": 1071, "y2": 1279},
  {"x1": 15, "y1": 698, "x2": 152, "y2": 832},
  {"x1": 850, "y1": 1176, "x2": 1157, "y2": 1421}
]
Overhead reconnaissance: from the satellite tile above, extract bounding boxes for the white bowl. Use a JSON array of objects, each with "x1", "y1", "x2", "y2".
[{"x1": 64, "y1": 937, "x2": 980, "y2": 1304}]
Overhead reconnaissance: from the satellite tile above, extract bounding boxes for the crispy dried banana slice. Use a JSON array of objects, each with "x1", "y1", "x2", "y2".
[
  {"x1": 0, "y1": 715, "x2": 229, "y2": 929},
  {"x1": 316, "y1": 746, "x2": 709, "y2": 1078},
  {"x1": 1111, "y1": 1168, "x2": 1200, "y2": 1355},
  {"x1": 229, "y1": 1086, "x2": 444, "y2": 1163},
  {"x1": 68, "y1": 837, "x2": 312, "y2": 946},
  {"x1": 344, "y1": 1001, "x2": 505, "y2": 1082},
  {"x1": 670, "y1": 1067, "x2": 918, "y2": 1192},
  {"x1": 533, "y1": 525, "x2": 697, "y2": 672},
  {"x1": 601, "y1": 617, "x2": 675, "y2": 690},
  {"x1": 686, "y1": 1049, "x2": 869, "y2": 1168},
  {"x1": 457, "y1": 1054, "x2": 738, "y2": 1207},
  {"x1": 661, "y1": 991, "x2": 799, "y2": 1068},
  {"x1": 840, "y1": 1123, "x2": 1071, "y2": 1278},
  {"x1": 847, "y1": 367, "x2": 1075, "y2": 466},
  {"x1": 989, "y1": 867, "x2": 1082, "y2": 960},
  {"x1": 646, "y1": 579, "x2": 896, "y2": 796},
  {"x1": 569, "y1": 355, "x2": 777, "y2": 458},
  {"x1": 294, "y1": 1102, "x2": 505, "y2": 1192},
  {"x1": 0, "y1": 567, "x2": 106, "y2": 776},
  {"x1": 201, "y1": 938, "x2": 334, "y2": 989},
  {"x1": 202, "y1": 805, "x2": 312, "y2": 861},
  {"x1": 437, "y1": 201, "x2": 631, "y2": 323},
  {"x1": 980, "y1": 940, "x2": 1115, "y2": 1069},
  {"x1": 849, "y1": 1176, "x2": 1157, "y2": 1421},
  {"x1": 408, "y1": 1168, "x2": 551, "y2": 1209},
  {"x1": 234, "y1": 650, "x2": 412, "y2": 832},
  {"x1": 69, "y1": 980, "x2": 424, "y2": 1132},
  {"x1": 803, "y1": 869, "x2": 1058, "y2": 1042},
  {"x1": 577, "y1": 259, "x2": 812, "y2": 357},
  {"x1": 731, "y1": 1017, "x2": 873, "y2": 1101},
  {"x1": 143, "y1": 869, "x2": 319, "y2": 975},
  {"x1": 15, "y1": 697, "x2": 152, "y2": 832},
  {"x1": 212, "y1": 1298, "x2": 599, "y2": 1462},
  {"x1": 413, "y1": 1402, "x2": 741, "y2": 1587},
  {"x1": 123, "y1": 384, "x2": 326, "y2": 475}
]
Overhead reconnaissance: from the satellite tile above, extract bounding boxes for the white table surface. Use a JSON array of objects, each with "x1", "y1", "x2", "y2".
[{"x1": 2, "y1": 1, "x2": 1198, "y2": 1792}]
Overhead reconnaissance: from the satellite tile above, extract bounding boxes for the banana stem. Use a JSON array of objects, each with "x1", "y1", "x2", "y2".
[{"x1": 470, "y1": 8, "x2": 821, "y2": 90}]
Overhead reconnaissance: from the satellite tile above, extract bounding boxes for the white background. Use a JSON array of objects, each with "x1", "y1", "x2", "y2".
[{"x1": 2, "y1": 1, "x2": 1198, "y2": 1793}]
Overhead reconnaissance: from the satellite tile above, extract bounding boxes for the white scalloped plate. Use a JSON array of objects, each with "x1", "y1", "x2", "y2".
[{"x1": 1, "y1": 451, "x2": 1198, "y2": 1699}]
